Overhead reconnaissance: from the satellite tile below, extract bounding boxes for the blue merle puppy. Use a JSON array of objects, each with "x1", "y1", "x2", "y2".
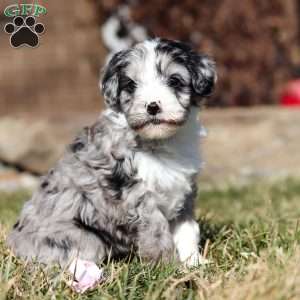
[{"x1": 8, "y1": 38, "x2": 216, "y2": 267}]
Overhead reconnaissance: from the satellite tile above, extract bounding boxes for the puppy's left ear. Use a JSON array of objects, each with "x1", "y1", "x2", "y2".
[{"x1": 189, "y1": 55, "x2": 217, "y2": 104}]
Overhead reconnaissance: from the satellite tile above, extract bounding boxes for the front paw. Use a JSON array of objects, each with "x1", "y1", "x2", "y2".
[
  {"x1": 138, "y1": 236, "x2": 177, "y2": 264},
  {"x1": 181, "y1": 251, "x2": 209, "y2": 268}
]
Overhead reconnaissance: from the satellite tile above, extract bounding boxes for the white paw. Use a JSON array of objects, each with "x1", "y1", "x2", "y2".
[{"x1": 183, "y1": 252, "x2": 209, "y2": 268}]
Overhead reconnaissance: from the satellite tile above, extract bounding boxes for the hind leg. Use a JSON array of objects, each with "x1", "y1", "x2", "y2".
[{"x1": 7, "y1": 221, "x2": 107, "y2": 267}]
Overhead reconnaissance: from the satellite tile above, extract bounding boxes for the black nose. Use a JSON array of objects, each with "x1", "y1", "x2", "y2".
[{"x1": 147, "y1": 102, "x2": 161, "y2": 115}]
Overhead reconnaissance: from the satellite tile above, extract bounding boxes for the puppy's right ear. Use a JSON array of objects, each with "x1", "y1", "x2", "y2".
[{"x1": 100, "y1": 50, "x2": 130, "y2": 111}]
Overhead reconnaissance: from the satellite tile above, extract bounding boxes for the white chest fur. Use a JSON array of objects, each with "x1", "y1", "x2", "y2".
[{"x1": 134, "y1": 109, "x2": 202, "y2": 219}]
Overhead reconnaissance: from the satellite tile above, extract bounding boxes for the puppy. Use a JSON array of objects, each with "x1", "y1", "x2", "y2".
[{"x1": 8, "y1": 38, "x2": 216, "y2": 267}]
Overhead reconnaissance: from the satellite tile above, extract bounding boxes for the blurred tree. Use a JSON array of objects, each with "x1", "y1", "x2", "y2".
[{"x1": 95, "y1": 0, "x2": 300, "y2": 106}]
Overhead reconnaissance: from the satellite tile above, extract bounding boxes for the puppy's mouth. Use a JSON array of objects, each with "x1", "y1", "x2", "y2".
[{"x1": 131, "y1": 118, "x2": 185, "y2": 131}]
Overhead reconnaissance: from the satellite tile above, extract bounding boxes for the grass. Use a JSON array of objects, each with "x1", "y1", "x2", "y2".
[{"x1": 1, "y1": 178, "x2": 300, "y2": 299}]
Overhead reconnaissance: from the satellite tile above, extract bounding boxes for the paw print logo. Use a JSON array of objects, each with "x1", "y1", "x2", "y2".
[{"x1": 4, "y1": 16, "x2": 45, "y2": 48}]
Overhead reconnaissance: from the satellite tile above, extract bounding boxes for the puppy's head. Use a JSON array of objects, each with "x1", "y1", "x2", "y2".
[{"x1": 101, "y1": 38, "x2": 216, "y2": 140}]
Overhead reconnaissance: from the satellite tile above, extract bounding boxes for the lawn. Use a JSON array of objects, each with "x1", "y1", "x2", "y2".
[{"x1": 0, "y1": 178, "x2": 300, "y2": 299}]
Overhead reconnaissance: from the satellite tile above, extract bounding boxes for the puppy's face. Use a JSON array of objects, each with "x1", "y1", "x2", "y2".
[{"x1": 101, "y1": 39, "x2": 216, "y2": 140}]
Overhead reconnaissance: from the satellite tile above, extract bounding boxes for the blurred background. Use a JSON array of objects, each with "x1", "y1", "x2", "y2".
[{"x1": 0, "y1": 0, "x2": 299, "y2": 191}]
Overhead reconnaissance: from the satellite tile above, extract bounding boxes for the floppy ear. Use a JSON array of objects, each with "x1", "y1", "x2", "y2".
[
  {"x1": 100, "y1": 50, "x2": 130, "y2": 111},
  {"x1": 189, "y1": 54, "x2": 217, "y2": 104}
]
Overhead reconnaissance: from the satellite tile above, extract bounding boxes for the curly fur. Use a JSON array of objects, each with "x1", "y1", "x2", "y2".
[{"x1": 7, "y1": 38, "x2": 216, "y2": 267}]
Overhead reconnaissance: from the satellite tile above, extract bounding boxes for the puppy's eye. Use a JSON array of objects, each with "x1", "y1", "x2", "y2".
[
  {"x1": 120, "y1": 76, "x2": 136, "y2": 94},
  {"x1": 168, "y1": 75, "x2": 185, "y2": 89}
]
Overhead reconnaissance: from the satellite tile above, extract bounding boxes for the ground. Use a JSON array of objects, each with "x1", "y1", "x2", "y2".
[{"x1": 0, "y1": 178, "x2": 300, "y2": 299}]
